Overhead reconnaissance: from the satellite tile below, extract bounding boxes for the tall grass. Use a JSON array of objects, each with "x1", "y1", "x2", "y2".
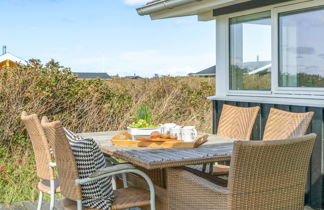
[{"x1": 0, "y1": 60, "x2": 215, "y2": 202}]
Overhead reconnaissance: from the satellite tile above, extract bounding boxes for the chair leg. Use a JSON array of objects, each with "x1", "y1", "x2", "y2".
[
  {"x1": 112, "y1": 175, "x2": 117, "y2": 190},
  {"x1": 49, "y1": 193, "x2": 55, "y2": 210},
  {"x1": 202, "y1": 163, "x2": 207, "y2": 172},
  {"x1": 209, "y1": 162, "x2": 215, "y2": 174},
  {"x1": 76, "y1": 200, "x2": 82, "y2": 210},
  {"x1": 49, "y1": 180, "x2": 55, "y2": 210},
  {"x1": 122, "y1": 173, "x2": 128, "y2": 188},
  {"x1": 37, "y1": 191, "x2": 43, "y2": 210}
]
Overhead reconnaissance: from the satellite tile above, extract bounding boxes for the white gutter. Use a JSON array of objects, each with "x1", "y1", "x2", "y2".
[{"x1": 137, "y1": 0, "x2": 202, "y2": 16}]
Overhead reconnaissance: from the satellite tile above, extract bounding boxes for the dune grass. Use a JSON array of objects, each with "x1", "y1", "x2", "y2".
[{"x1": 0, "y1": 60, "x2": 215, "y2": 203}]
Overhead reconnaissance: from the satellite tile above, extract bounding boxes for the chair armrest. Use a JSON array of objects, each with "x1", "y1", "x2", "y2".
[
  {"x1": 75, "y1": 165, "x2": 156, "y2": 209},
  {"x1": 76, "y1": 164, "x2": 135, "y2": 185},
  {"x1": 75, "y1": 164, "x2": 155, "y2": 210},
  {"x1": 89, "y1": 164, "x2": 135, "y2": 178},
  {"x1": 167, "y1": 168, "x2": 229, "y2": 210}
]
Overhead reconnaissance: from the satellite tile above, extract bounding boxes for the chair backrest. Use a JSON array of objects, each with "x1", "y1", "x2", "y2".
[
  {"x1": 21, "y1": 111, "x2": 54, "y2": 180},
  {"x1": 40, "y1": 116, "x2": 56, "y2": 155},
  {"x1": 217, "y1": 104, "x2": 260, "y2": 140},
  {"x1": 263, "y1": 108, "x2": 314, "y2": 140},
  {"x1": 41, "y1": 119, "x2": 82, "y2": 201},
  {"x1": 228, "y1": 134, "x2": 316, "y2": 209}
]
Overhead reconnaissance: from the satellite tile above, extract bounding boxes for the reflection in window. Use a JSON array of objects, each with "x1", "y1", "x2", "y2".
[
  {"x1": 229, "y1": 11, "x2": 271, "y2": 90},
  {"x1": 279, "y1": 7, "x2": 324, "y2": 88}
]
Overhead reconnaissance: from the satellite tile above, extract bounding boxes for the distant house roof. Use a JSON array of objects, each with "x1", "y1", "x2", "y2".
[
  {"x1": 0, "y1": 53, "x2": 26, "y2": 64},
  {"x1": 125, "y1": 75, "x2": 142, "y2": 79},
  {"x1": 242, "y1": 61, "x2": 271, "y2": 71},
  {"x1": 188, "y1": 61, "x2": 271, "y2": 77},
  {"x1": 73, "y1": 72, "x2": 111, "y2": 79},
  {"x1": 248, "y1": 63, "x2": 271, "y2": 75},
  {"x1": 188, "y1": 65, "x2": 216, "y2": 77}
]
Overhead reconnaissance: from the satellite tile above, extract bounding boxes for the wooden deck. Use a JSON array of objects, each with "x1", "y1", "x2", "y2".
[{"x1": 0, "y1": 200, "x2": 315, "y2": 210}]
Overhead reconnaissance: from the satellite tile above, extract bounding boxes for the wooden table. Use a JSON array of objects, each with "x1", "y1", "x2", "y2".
[
  {"x1": 80, "y1": 131, "x2": 234, "y2": 210},
  {"x1": 80, "y1": 131, "x2": 234, "y2": 169}
]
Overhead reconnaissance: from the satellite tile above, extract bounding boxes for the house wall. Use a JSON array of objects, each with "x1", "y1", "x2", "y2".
[
  {"x1": 212, "y1": 100, "x2": 324, "y2": 208},
  {"x1": 0, "y1": 60, "x2": 16, "y2": 68}
]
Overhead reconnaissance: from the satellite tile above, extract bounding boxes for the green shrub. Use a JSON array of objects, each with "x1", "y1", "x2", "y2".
[{"x1": 0, "y1": 60, "x2": 215, "y2": 202}]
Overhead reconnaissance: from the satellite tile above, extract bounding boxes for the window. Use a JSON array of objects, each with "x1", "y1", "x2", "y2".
[
  {"x1": 278, "y1": 7, "x2": 324, "y2": 88},
  {"x1": 229, "y1": 11, "x2": 271, "y2": 91},
  {"x1": 221, "y1": 1, "x2": 324, "y2": 97}
]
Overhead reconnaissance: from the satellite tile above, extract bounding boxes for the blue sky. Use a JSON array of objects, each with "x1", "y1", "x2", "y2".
[{"x1": 0, "y1": 0, "x2": 215, "y2": 77}]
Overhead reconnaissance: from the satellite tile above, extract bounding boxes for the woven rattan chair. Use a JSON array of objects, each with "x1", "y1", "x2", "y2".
[
  {"x1": 168, "y1": 134, "x2": 316, "y2": 210},
  {"x1": 21, "y1": 112, "x2": 59, "y2": 210},
  {"x1": 217, "y1": 104, "x2": 260, "y2": 140},
  {"x1": 212, "y1": 107, "x2": 313, "y2": 176},
  {"x1": 41, "y1": 119, "x2": 156, "y2": 210},
  {"x1": 263, "y1": 108, "x2": 314, "y2": 140},
  {"x1": 211, "y1": 104, "x2": 260, "y2": 175}
]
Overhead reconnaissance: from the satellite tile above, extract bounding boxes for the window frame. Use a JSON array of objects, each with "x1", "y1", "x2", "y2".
[
  {"x1": 228, "y1": 10, "x2": 272, "y2": 93},
  {"x1": 223, "y1": 0, "x2": 324, "y2": 98},
  {"x1": 226, "y1": 8, "x2": 273, "y2": 96},
  {"x1": 272, "y1": 0, "x2": 324, "y2": 95}
]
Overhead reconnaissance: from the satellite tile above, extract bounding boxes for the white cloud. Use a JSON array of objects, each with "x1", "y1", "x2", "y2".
[{"x1": 123, "y1": 0, "x2": 149, "y2": 6}]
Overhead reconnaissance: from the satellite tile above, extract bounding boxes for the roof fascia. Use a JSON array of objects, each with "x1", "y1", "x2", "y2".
[{"x1": 140, "y1": 0, "x2": 250, "y2": 20}]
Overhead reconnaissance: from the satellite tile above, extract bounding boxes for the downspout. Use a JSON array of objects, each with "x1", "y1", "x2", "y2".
[{"x1": 137, "y1": 0, "x2": 202, "y2": 16}]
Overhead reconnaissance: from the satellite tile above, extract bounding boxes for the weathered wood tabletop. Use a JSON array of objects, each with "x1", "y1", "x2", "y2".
[{"x1": 80, "y1": 131, "x2": 234, "y2": 170}]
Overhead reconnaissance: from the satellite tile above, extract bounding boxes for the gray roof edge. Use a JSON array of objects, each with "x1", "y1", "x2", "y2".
[
  {"x1": 73, "y1": 72, "x2": 111, "y2": 79},
  {"x1": 137, "y1": 0, "x2": 199, "y2": 16},
  {"x1": 189, "y1": 65, "x2": 216, "y2": 75}
]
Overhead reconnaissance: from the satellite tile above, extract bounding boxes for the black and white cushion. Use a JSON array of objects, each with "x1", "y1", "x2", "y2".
[{"x1": 64, "y1": 128, "x2": 114, "y2": 210}]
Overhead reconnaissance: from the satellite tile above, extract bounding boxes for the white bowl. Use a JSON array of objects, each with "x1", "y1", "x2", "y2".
[{"x1": 127, "y1": 127, "x2": 161, "y2": 137}]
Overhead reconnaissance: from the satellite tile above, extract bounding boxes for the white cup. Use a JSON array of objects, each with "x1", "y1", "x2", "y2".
[
  {"x1": 170, "y1": 126, "x2": 182, "y2": 139},
  {"x1": 160, "y1": 123, "x2": 177, "y2": 135},
  {"x1": 181, "y1": 126, "x2": 198, "y2": 142}
]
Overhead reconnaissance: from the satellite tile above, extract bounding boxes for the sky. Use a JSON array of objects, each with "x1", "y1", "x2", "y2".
[{"x1": 0, "y1": 0, "x2": 215, "y2": 77}]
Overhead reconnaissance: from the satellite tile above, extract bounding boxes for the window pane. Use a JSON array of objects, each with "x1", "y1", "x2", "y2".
[
  {"x1": 229, "y1": 11, "x2": 271, "y2": 91},
  {"x1": 279, "y1": 7, "x2": 324, "y2": 88}
]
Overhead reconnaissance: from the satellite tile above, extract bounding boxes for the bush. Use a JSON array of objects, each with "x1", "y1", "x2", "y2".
[{"x1": 0, "y1": 60, "x2": 215, "y2": 202}]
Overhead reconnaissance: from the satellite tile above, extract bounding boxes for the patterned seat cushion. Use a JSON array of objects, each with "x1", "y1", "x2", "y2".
[{"x1": 64, "y1": 128, "x2": 114, "y2": 210}]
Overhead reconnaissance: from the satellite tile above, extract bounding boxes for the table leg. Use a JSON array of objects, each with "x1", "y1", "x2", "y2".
[
  {"x1": 209, "y1": 162, "x2": 215, "y2": 174},
  {"x1": 126, "y1": 170, "x2": 168, "y2": 210}
]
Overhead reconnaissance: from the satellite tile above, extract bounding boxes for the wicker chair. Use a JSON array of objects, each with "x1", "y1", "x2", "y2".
[
  {"x1": 41, "y1": 119, "x2": 156, "y2": 210},
  {"x1": 263, "y1": 108, "x2": 314, "y2": 140},
  {"x1": 211, "y1": 107, "x2": 313, "y2": 176},
  {"x1": 217, "y1": 104, "x2": 260, "y2": 140},
  {"x1": 21, "y1": 112, "x2": 59, "y2": 210},
  {"x1": 167, "y1": 134, "x2": 316, "y2": 210},
  {"x1": 211, "y1": 104, "x2": 260, "y2": 175}
]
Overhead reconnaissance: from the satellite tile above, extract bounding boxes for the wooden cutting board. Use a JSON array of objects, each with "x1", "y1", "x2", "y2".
[
  {"x1": 135, "y1": 137, "x2": 180, "y2": 142},
  {"x1": 111, "y1": 133, "x2": 208, "y2": 148}
]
